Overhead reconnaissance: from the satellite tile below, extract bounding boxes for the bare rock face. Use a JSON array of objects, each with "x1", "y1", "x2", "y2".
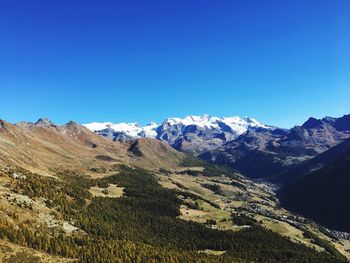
[
  {"x1": 127, "y1": 140, "x2": 143, "y2": 157},
  {"x1": 95, "y1": 127, "x2": 134, "y2": 142}
]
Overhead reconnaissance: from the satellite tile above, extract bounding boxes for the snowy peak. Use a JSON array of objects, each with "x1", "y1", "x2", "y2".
[
  {"x1": 84, "y1": 121, "x2": 158, "y2": 139},
  {"x1": 161, "y1": 115, "x2": 268, "y2": 134},
  {"x1": 83, "y1": 115, "x2": 270, "y2": 153},
  {"x1": 84, "y1": 115, "x2": 268, "y2": 138}
]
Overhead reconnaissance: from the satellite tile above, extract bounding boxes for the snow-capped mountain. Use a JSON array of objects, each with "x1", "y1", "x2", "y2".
[
  {"x1": 84, "y1": 122, "x2": 158, "y2": 138},
  {"x1": 83, "y1": 115, "x2": 270, "y2": 154},
  {"x1": 160, "y1": 115, "x2": 268, "y2": 135},
  {"x1": 201, "y1": 114, "x2": 350, "y2": 180}
]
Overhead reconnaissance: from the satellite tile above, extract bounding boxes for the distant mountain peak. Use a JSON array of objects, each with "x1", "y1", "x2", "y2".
[
  {"x1": 301, "y1": 117, "x2": 323, "y2": 129},
  {"x1": 35, "y1": 118, "x2": 54, "y2": 128},
  {"x1": 65, "y1": 120, "x2": 79, "y2": 127},
  {"x1": 301, "y1": 114, "x2": 350, "y2": 133}
]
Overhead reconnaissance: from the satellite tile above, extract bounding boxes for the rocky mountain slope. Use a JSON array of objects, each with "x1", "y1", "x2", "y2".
[
  {"x1": 201, "y1": 114, "x2": 350, "y2": 180},
  {"x1": 0, "y1": 118, "x2": 185, "y2": 175},
  {"x1": 85, "y1": 114, "x2": 350, "y2": 180},
  {"x1": 277, "y1": 137, "x2": 350, "y2": 183}
]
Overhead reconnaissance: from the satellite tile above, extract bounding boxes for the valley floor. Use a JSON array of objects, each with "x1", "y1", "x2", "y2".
[{"x1": 158, "y1": 167, "x2": 350, "y2": 260}]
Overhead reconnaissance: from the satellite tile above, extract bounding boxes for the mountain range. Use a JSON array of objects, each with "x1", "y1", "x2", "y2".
[
  {"x1": 0, "y1": 118, "x2": 184, "y2": 175},
  {"x1": 0, "y1": 115, "x2": 350, "y2": 262},
  {"x1": 84, "y1": 115, "x2": 270, "y2": 154},
  {"x1": 202, "y1": 114, "x2": 350, "y2": 180},
  {"x1": 85, "y1": 114, "x2": 350, "y2": 180}
]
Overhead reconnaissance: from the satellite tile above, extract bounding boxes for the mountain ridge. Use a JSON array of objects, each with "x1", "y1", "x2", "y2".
[
  {"x1": 201, "y1": 114, "x2": 350, "y2": 180},
  {"x1": 0, "y1": 118, "x2": 185, "y2": 175},
  {"x1": 84, "y1": 114, "x2": 272, "y2": 154},
  {"x1": 6, "y1": 113, "x2": 349, "y2": 181}
]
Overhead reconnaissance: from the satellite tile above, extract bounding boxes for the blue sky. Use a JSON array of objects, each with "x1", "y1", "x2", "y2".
[{"x1": 1, "y1": 0, "x2": 349, "y2": 128}]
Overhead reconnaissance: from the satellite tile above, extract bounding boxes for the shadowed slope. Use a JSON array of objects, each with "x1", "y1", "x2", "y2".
[{"x1": 278, "y1": 139, "x2": 350, "y2": 232}]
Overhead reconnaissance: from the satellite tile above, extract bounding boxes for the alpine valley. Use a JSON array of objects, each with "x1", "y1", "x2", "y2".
[{"x1": 0, "y1": 114, "x2": 349, "y2": 262}]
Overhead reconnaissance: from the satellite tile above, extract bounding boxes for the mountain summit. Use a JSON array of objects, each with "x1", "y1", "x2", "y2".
[{"x1": 84, "y1": 115, "x2": 271, "y2": 154}]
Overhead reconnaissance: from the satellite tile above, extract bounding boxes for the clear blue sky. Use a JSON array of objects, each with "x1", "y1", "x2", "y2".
[{"x1": 1, "y1": 0, "x2": 349, "y2": 128}]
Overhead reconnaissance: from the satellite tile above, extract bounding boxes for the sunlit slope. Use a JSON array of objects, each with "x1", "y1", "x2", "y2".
[{"x1": 0, "y1": 119, "x2": 185, "y2": 175}]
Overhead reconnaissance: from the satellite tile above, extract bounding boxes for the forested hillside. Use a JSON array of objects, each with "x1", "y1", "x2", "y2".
[{"x1": 0, "y1": 165, "x2": 347, "y2": 262}]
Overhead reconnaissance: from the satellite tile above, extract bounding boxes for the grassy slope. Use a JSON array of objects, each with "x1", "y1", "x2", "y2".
[{"x1": 159, "y1": 163, "x2": 350, "y2": 260}]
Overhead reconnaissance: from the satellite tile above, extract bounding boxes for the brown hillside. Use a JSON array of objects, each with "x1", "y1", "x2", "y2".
[{"x1": 0, "y1": 119, "x2": 185, "y2": 175}]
